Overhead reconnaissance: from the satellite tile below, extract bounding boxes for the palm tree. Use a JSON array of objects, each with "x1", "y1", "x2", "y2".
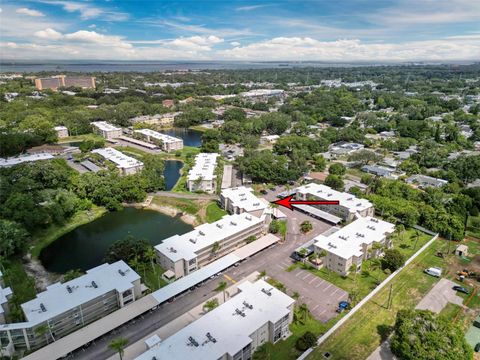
[
  {"x1": 203, "y1": 298, "x2": 219, "y2": 313},
  {"x1": 257, "y1": 270, "x2": 267, "y2": 281},
  {"x1": 298, "y1": 303, "x2": 310, "y2": 322},
  {"x1": 211, "y1": 241, "x2": 220, "y2": 255},
  {"x1": 292, "y1": 291, "x2": 300, "y2": 300},
  {"x1": 300, "y1": 220, "x2": 313, "y2": 234},
  {"x1": 215, "y1": 281, "x2": 228, "y2": 303},
  {"x1": 109, "y1": 337, "x2": 128, "y2": 360},
  {"x1": 145, "y1": 247, "x2": 157, "y2": 273},
  {"x1": 128, "y1": 256, "x2": 139, "y2": 274},
  {"x1": 35, "y1": 324, "x2": 50, "y2": 345}
]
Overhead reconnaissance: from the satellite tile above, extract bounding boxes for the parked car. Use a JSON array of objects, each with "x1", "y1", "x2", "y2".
[
  {"x1": 290, "y1": 252, "x2": 302, "y2": 262},
  {"x1": 424, "y1": 267, "x2": 442, "y2": 277},
  {"x1": 336, "y1": 301, "x2": 350, "y2": 313},
  {"x1": 260, "y1": 189, "x2": 268, "y2": 195},
  {"x1": 453, "y1": 285, "x2": 470, "y2": 294}
]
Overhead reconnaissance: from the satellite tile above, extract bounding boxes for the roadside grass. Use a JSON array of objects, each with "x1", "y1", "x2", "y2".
[
  {"x1": 57, "y1": 133, "x2": 104, "y2": 143},
  {"x1": 308, "y1": 236, "x2": 446, "y2": 360},
  {"x1": 30, "y1": 206, "x2": 107, "y2": 259},
  {"x1": 302, "y1": 228, "x2": 432, "y2": 299},
  {"x1": 205, "y1": 202, "x2": 227, "y2": 223}
]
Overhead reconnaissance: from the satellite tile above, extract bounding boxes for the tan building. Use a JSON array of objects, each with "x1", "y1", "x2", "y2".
[
  {"x1": 220, "y1": 186, "x2": 268, "y2": 219},
  {"x1": 313, "y1": 216, "x2": 395, "y2": 276},
  {"x1": 134, "y1": 129, "x2": 183, "y2": 152},
  {"x1": 91, "y1": 121, "x2": 123, "y2": 139},
  {"x1": 130, "y1": 112, "x2": 179, "y2": 126},
  {"x1": 91, "y1": 147, "x2": 144, "y2": 175},
  {"x1": 162, "y1": 99, "x2": 175, "y2": 108},
  {"x1": 295, "y1": 183, "x2": 374, "y2": 222},
  {"x1": 35, "y1": 75, "x2": 95, "y2": 91},
  {"x1": 54, "y1": 126, "x2": 69, "y2": 138},
  {"x1": 155, "y1": 213, "x2": 266, "y2": 279},
  {"x1": 187, "y1": 153, "x2": 219, "y2": 193}
]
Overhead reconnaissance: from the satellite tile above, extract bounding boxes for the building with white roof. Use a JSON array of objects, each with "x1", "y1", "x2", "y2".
[
  {"x1": 187, "y1": 153, "x2": 219, "y2": 193},
  {"x1": 313, "y1": 216, "x2": 395, "y2": 276},
  {"x1": 406, "y1": 174, "x2": 448, "y2": 189},
  {"x1": 53, "y1": 126, "x2": 69, "y2": 139},
  {"x1": 134, "y1": 129, "x2": 183, "y2": 152},
  {"x1": 240, "y1": 89, "x2": 285, "y2": 102},
  {"x1": 134, "y1": 279, "x2": 294, "y2": 360},
  {"x1": 220, "y1": 187, "x2": 268, "y2": 218},
  {"x1": 130, "y1": 112, "x2": 180, "y2": 126},
  {"x1": 295, "y1": 183, "x2": 374, "y2": 222},
  {"x1": 155, "y1": 212, "x2": 266, "y2": 279},
  {"x1": 0, "y1": 261, "x2": 141, "y2": 353},
  {"x1": 0, "y1": 271, "x2": 13, "y2": 324},
  {"x1": 91, "y1": 121, "x2": 122, "y2": 139},
  {"x1": 92, "y1": 147, "x2": 144, "y2": 175},
  {"x1": 0, "y1": 153, "x2": 54, "y2": 168}
]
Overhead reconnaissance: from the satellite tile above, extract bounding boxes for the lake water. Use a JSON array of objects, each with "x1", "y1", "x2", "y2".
[
  {"x1": 164, "y1": 160, "x2": 183, "y2": 190},
  {"x1": 39, "y1": 208, "x2": 193, "y2": 273},
  {"x1": 162, "y1": 128, "x2": 202, "y2": 147}
]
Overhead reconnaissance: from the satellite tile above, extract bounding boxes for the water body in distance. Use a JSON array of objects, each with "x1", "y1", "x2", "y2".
[
  {"x1": 164, "y1": 160, "x2": 183, "y2": 191},
  {"x1": 162, "y1": 128, "x2": 202, "y2": 147},
  {"x1": 40, "y1": 208, "x2": 193, "y2": 273}
]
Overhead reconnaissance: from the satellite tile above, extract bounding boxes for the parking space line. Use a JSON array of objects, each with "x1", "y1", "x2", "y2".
[
  {"x1": 302, "y1": 273, "x2": 311, "y2": 280},
  {"x1": 315, "y1": 279, "x2": 326, "y2": 288},
  {"x1": 331, "y1": 288, "x2": 339, "y2": 296},
  {"x1": 308, "y1": 277, "x2": 317, "y2": 284},
  {"x1": 312, "y1": 304, "x2": 320, "y2": 311},
  {"x1": 295, "y1": 271, "x2": 303, "y2": 277},
  {"x1": 223, "y1": 274, "x2": 237, "y2": 284},
  {"x1": 324, "y1": 283, "x2": 333, "y2": 291},
  {"x1": 276, "y1": 264, "x2": 284, "y2": 270}
]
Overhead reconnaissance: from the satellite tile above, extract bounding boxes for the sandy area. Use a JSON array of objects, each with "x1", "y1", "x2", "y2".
[{"x1": 129, "y1": 202, "x2": 199, "y2": 226}]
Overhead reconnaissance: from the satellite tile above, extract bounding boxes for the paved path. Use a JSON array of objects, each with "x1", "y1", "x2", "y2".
[{"x1": 415, "y1": 278, "x2": 464, "y2": 313}]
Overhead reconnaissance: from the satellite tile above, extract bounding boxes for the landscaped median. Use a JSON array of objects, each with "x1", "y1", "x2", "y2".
[{"x1": 306, "y1": 234, "x2": 445, "y2": 360}]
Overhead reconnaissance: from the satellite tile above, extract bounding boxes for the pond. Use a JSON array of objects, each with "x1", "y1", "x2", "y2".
[
  {"x1": 39, "y1": 208, "x2": 193, "y2": 273},
  {"x1": 164, "y1": 160, "x2": 183, "y2": 191},
  {"x1": 161, "y1": 128, "x2": 202, "y2": 147}
]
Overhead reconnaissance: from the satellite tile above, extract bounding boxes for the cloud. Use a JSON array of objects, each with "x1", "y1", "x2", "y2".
[
  {"x1": 16, "y1": 7, "x2": 45, "y2": 17},
  {"x1": 34, "y1": 28, "x2": 63, "y2": 40},
  {"x1": 230, "y1": 41, "x2": 241, "y2": 46},
  {"x1": 39, "y1": 1, "x2": 128, "y2": 21},
  {"x1": 235, "y1": 4, "x2": 271, "y2": 12}
]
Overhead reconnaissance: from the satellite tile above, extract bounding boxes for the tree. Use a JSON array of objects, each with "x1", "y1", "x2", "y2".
[
  {"x1": 252, "y1": 343, "x2": 271, "y2": 360},
  {"x1": 324, "y1": 174, "x2": 345, "y2": 191},
  {"x1": 390, "y1": 309, "x2": 473, "y2": 360},
  {"x1": 203, "y1": 298, "x2": 219, "y2": 312},
  {"x1": 348, "y1": 149, "x2": 382, "y2": 165},
  {"x1": 109, "y1": 337, "x2": 129, "y2": 360},
  {"x1": 257, "y1": 270, "x2": 267, "y2": 280},
  {"x1": 313, "y1": 154, "x2": 327, "y2": 171},
  {"x1": 382, "y1": 249, "x2": 405, "y2": 272},
  {"x1": 246, "y1": 235, "x2": 257, "y2": 244},
  {"x1": 215, "y1": 281, "x2": 228, "y2": 303},
  {"x1": 295, "y1": 331, "x2": 317, "y2": 351},
  {"x1": 0, "y1": 219, "x2": 29, "y2": 257},
  {"x1": 300, "y1": 221, "x2": 313, "y2": 233},
  {"x1": 104, "y1": 236, "x2": 150, "y2": 263},
  {"x1": 211, "y1": 241, "x2": 220, "y2": 254},
  {"x1": 329, "y1": 163, "x2": 346, "y2": 176},
  {"x1": 63, "y1": 269, "x2": 84, "y2": 282},
  {"x1": 144, "y1": 246, "x2": 157, "y2": 273},
  {"x1": 269, "y1": 220, "x2": 280, "y2": 233}
]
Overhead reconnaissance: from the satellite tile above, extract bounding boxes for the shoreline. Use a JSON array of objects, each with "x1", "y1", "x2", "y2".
[{"x1": 127, "y1": 202, "x2": 199, "y2": 226}]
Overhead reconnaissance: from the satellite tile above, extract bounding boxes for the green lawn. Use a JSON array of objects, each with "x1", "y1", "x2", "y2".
[
  {"x1": 205, "y1": 202, "x2": 227, "y2": 223},
  {"x1": 466, "y1": 215, "x2": 480, "y2": 239},
  {"x1": 308, "y1": 237, "x2": 447, "y2": 360},
  {"x1": 30, "y1": 206, "x2": 107, "y2": 259},
  {"x1": 57, "y1": 133, "x2": 104, "y2": 143},
  {"x1": 114, "y1": 146, "x2": 148, "y2": 158},
  {"x1": 142, "y1": 263, "x2": 168, "y2": 291},
  {"x1": 152, "y1": 195, "x2": 200, "y2": 215}
]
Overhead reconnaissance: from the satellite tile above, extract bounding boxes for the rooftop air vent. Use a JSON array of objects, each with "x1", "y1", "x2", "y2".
[
  {"x1": 261, "y1": 288, "x2": 272, "y2": 296},
  {"x1": 243, "y1": 301, "x2": 253, "y2": 310},
  {"x1": 206, "y1": 332, "x2": 217, "y2": 343},
  {"x1": 189, "y1": 238, "x2": 197, "y2": 244},
  {"x1": 40, "y1": 303, "x2": 47, "y2": 312},
  {"x1": 66, "y1": 285, "x2": 73, "y2": 294},
  {"x1": 235, "y1": 308, "x2": 246, "y2": 317},
  {"x1": 118, "y1": 269, "x2": 126, "y2": 276},
  {"x1": 91, "y1": 281, "x2": 98, "y2": 288},
  {"x1": 216, "y1": 223, "x2": 223, "y2": 229},
  {"x1": 230, "y1": 221, "x2": 237, "y2": 226}
]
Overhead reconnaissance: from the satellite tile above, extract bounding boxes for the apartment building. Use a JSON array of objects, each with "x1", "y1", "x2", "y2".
[
  {"x1": 0, "y1": 271, "x2": 13, "y2": 324},
  {"x1": 54, "y1": 126, "x2": 69, "y2": 139},
  {"x1": 91, "y1": 121, "x2": 123, "y2": 139},
  {"x1": 134, "y1": 129, "x2": 183, "y2": 152},
  {"x1": 91, "y1": 147, "x2": 144, "y2": 175},
  {"x1": 134, "y1": 279, "x2": 295, "y2": 360},
  {"x1": 295, "y1": 183, "x2": 374, "y2": 222},
  {"x1": 220, "y1": 187, "x2": 268, "y2": 219},
  {"x1": 313, "y1": 216, "x2": 395, "y2": 276},
  {"x1": 0, "y1": 261, "x2": 140, "y2": 354},
  {"x1": 34, "y1": 76, "x2": 95, "y2": 91},
  {"x1": 0, "y1": 153, "x2": 54, "y2": 168},
  {"x1": 187, "y1": 153, "x2": 219, "y2": 193},
  {"x1": 241, "y1": 89, "x2": 285, "y2": 102},
  {"x1": 155, "y1": 213, "x2": 266, "y2": 279},
  {"x1": 406, "y1": 174, "x2": 448, "y2": 189},
  {"x1": 130, "y1": 112, "x2": 180, "y2": 126}
]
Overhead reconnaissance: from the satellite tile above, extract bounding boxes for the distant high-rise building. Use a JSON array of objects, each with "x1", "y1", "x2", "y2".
[{"x1": 34, "y1": 75, "x2": 96, "y2": 91}]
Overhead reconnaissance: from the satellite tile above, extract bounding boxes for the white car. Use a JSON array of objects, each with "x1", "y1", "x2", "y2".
[{"x1": 424, "y1": 267, "x2": 442, "y2": 277}]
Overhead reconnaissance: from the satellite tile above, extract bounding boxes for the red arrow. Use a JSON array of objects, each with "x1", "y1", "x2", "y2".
[{"x1": 271, "y1": 195, "x2": 339, "y2": 211}]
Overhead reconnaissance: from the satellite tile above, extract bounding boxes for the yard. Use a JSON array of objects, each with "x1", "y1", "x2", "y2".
[
  {"x1": 467, "y1": 215, "x2": 480, "y2": 239},
  {"x1": 307, "y1": 236, "x2": 448, "y2": 360},
  {"x1": 205, "y1": 202, "x2": 227, "y2": 223}
]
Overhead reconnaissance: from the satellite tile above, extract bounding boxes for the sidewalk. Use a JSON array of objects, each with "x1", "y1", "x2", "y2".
[{"x1": 107, "y1": 271, "x2": 260, "y2": 360}]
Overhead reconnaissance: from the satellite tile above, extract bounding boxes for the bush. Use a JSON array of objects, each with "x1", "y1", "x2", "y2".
[
  {"x1": 329, "y1": 163, "x2": 346, "y2": 176},
  {"x1": 382, "y1": 248, "x2": 405, "y2": 272},
  {"x1": 295, "y1": 331, "x2": 317, "y2": 351},
  {"x1": 269, "y1": 220, "x2": 280, "y2": 233}
]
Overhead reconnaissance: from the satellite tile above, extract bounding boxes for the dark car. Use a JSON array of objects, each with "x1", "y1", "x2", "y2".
[
  {"x1": 260, "y1": 189, "x2": 268, "y2": 195},
  {"x1": 453, "y1": 285, "x2": 469, "y2": 294},
  {"x1": 336, "y1": 301, "x2": 350, "y2": 313},
  {"x1": 290, "y1": 252, "x2": 302, "y2": 262},
  {"x1": 475, "y1": 343, "x2": 480, "y2": 352}
]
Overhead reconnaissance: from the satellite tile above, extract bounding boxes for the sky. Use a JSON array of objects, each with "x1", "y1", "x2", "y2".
[{"x1": 1, "y1": 0, "x2": 479, "y2": 62}]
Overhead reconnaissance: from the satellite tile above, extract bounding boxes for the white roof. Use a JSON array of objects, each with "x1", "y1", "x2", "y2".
[
  {"x1": 314, "y1": 216, "x2": 395, "y2": 259},
  {"x1": 188, "y1": 153, "x2": 219, "y2": 182},
  {"x1": 155, "y1": 213, "x2": 264, "y2": 263},
  {"x1": 0, "y1": 153, "x2": 54, "y2": 167},
  {"x1": 21, "y1": 261, "x2": 139, "y2": 325},
  {"x1": 54, "y1": 126, "x2": 68, "y2": 131},
  {"x1": 136, "y1": 280, "x2": 294, "y2": 360},
  {"x1": 92, "y1": 147, "x2": 143, "y2": 169},
  {"x1": 221, "y1": 186, "x2": 267, "y2": 213},
  {"x1": 241, "y1": 89, "x2": 284, "y2": 97},
  {"x1": 91, "y1": 121, "x2": 121, "y2": 132},
  {"x1": 0, "y1": 284, "x2": 13, "y2": 314},
  {"x1": 296, "y1": 183, "x2": 373, "y2": 213},
  {"x1": 134, "y1": 129, "x2": 183, "y2": 144}
]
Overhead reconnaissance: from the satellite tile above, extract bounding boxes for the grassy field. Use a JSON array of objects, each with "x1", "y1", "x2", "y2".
[
  {"x1": 301, "y1": 228, "x2": 432, "y2": 299},
  {"x1": 467, "y1": 215, "x2": 480, "y2": 239},
  {"x1": 152, "y1": 195, "x2": 200, "y2": 215},
  {"x1": 30, "y1": 206, "x2": 107, "y2": 259},
  {"x1": 57, "y1": 133, "x2": 104, "y2": 143},
  {"x1": 142, "y1": 263, "x2": 168, "y2": 291},
  {"x1": 308, "y1": 236, "x2": 446, "y2": 360},
  {"x1": 205, "y1": 202, "x2": 227, "y2": 223}
]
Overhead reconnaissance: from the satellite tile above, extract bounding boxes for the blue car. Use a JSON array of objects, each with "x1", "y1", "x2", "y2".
[{"x1": 336, "y1": 301, "x2": 350, "y2": 313}]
